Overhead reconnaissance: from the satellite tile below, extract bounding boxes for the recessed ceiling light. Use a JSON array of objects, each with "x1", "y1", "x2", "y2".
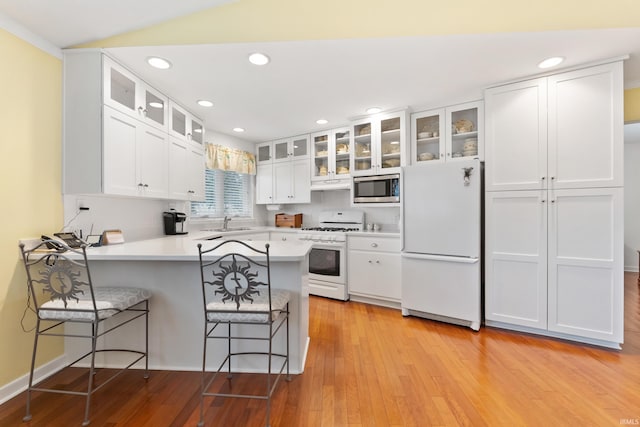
[
  {"x1": 233, "y1": 127, "x2": 245, "y2": 133},
  {"x1": 366, "y1": 107, "x2": 382, "y2": 114},
  {"x1": 248, "y1": 53, "x2": 270, "y2": 66},
  {"x1": 146, "y1": 56, "x2": 172, "y2": 70},
  {"x1": 197, "y1": 100, "x2": 214, "y2": 107},
  {"x1": 316, "y1": 119, "x2": 328, "y2": 125},
  {"x1": 148, "y1": 101, "x2": 164, "y2": 109},
  {"x1": 538, "y1": 56, "x2": 564, "y2": 69}
]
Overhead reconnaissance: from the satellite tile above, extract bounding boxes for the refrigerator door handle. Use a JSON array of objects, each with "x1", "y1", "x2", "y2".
[{"x1": 401, "y1": 253, "x2": 479, "y2": 264}]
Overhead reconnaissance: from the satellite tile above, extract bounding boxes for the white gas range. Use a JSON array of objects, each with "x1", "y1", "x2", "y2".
[{"x1": 297, "y1": 210, "x2": 364, "y2": 300}]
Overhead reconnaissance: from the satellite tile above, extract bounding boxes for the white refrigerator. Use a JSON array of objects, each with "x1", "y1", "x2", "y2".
[{"x1": 401, "y1": 158, "x2": 481, "y2": 330}]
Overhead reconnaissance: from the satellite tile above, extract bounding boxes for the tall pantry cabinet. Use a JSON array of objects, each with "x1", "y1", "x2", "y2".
[{"x1": 484, "y1": 61, "x2": 624, "y2": 348}]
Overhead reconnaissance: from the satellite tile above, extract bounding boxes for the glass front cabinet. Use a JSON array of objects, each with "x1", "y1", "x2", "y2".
[
  {"x1": 272, "y1": 135, "x2": 309, "y2": 163},
  {"x1": 352, "y1": 110, "x2": 407, "y2": 175},
  {"x1": 311, "y1": 127, "x2": 351, "y2": 186},
  {"x1": 411, "y1": 101, "x2": 483, "y2": 165},
  {"x1": 103, "y1": 56, "x2": 168, "y2": 132}
]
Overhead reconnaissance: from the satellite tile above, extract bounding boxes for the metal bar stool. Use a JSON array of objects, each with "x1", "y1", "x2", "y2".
[
  {"x1": 197, "y1": 239, "x2": 291, "y2": 427},
  {"x1": 19, "y1": 239, "x2": 151, "y2": 426}
]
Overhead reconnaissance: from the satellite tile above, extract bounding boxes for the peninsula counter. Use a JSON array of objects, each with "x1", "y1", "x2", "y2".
[{"x1": 65, "y1": 234, "x2": 312, "y2": 374}]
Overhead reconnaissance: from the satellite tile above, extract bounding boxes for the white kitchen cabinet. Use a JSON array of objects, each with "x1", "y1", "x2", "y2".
[
  {"x1": 272, "y1": 135, "x2": 309, "y2": 163},
  {"x1": 310, "y1": 127, "x2": 351, "y2": 188},
  {"x1": 103, "y1": 56, "x2": 168, "y2": 132},
  {"x1": 102, "y1": 106, "x2": 169, "y2": 198},
  {"x1": 352, "y1": 110, "x2": 407, "y2": 175},
  {"x1": 256, "y1": 135, "x2": 310, "y2": 205},
  {"x1": 256, "y1": 141, "x2": 273, "y2": 165},
  {"x1": 234, "y1": 232, "x2": 270, "y2": 241},
  {"x1": 485, "y1": 62, "x2": 623, "y2": 192},
  {"x1": 485, "y1": 187, "x2": 623, "y2": 344},
  {"x1": 547, "y1": 187, "x2": 623, "y2": 342},
  {"x1": 411, "y1": 101, "x2": 483, "y2": 165},
  {"x1": 168, "y1": 137, "x2": 205, "y2": 201},
  {"x1": 256, "y1": 164, "x2": 274, "y2": 204},
  {"x1": 273, "y1": 158, "x2": 311, "y2": 204},
  {"x1": 485, "y1": 191, "x2": 548, "y2": 329},
  {"x1": 484, "y1": 61, "x2": 624, "y2": 348},
  {"x1": 348, "y1": 235, "x2": 401, "y2": 306},
  {"x1": 63, "y1": 50, "x2": 204, "y2": 201},
  {"x1": 269, "y1": 231, "x2": 299, "y2": 242},
  {"x1": 169, "y1": 101, "x2": 205, "y2": 145}
]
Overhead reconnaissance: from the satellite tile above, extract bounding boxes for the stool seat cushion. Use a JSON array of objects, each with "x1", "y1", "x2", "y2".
[
  {"x1": 206, "y1": 290, "x2": 290, "y2": 323},
  {"x1": 39, "y1": 287, "x2": 151, "y2": 321}
]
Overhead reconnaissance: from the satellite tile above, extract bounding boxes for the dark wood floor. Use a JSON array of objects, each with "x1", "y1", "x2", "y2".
[{"x1": 2, "y1": 273, "x2": 640, "y2": 426}]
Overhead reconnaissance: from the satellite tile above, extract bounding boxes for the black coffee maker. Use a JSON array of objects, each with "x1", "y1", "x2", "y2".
[{"x1": 163, "y1": 210, "x2": 188, "y2": 235}]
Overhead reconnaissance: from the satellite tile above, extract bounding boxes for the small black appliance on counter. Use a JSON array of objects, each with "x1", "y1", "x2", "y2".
[{"x1": 163, "y1": 210, "x2": 188, "y2": 235}]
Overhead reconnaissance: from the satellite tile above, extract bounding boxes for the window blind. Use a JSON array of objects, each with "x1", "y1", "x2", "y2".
[{"x1": 191, "y1": 170, "x2": 253, "y2": 218}]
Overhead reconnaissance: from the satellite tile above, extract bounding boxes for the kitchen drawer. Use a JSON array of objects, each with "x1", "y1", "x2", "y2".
[
  {"x1": 348, "y1": 235, "x2": 401, "y2": 252},
  {"x1": 270, "y1": 231, "x2": 300, "y2": 241}
]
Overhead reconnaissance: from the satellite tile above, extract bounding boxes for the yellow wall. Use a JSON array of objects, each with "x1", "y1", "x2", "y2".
[
  {"x1": 625, "y1": 87, "x2": 640, "y2": 123},
  {"x1": 78, "y1": 0, "x2": 640, "y2": 47},
  {"x1": 0, "y1": 29, "x2": 63, "y2": 386}
]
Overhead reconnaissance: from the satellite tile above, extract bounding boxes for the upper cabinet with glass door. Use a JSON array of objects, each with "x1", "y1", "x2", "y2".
[
  {"x1": 446, "y1": 101, "x2": 483, "y2": 162},
  {"x1": 169, "y1": 101, "x2": 205, "y2": 145},
  {"x1": 311, "y1": 127, "x2": 351, "y2": 187},
  {"x1": 256, "y1": 141, "x2": 273, "y2": 165},
  {"x1": 103, "y1": 56, "x2": 168, "y2": 132},
  {"x1": 272, "y1": 135, "x2": 309, "y2": 163},
  {"x1": 411, "y1": 101, "x2": 483, "y2": 165},
  {"x1": 352, "y1": 110, "x2": 407, "y2": 175}
]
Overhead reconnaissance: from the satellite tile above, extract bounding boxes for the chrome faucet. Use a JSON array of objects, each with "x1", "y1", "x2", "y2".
[{"x1": 223, "y1": 215, "x2": 231, "y2": 230}]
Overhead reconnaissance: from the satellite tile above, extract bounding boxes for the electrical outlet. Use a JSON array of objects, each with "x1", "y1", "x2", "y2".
[{"x1": 76, "y1": 199, "x2": 88, "y2": 212}]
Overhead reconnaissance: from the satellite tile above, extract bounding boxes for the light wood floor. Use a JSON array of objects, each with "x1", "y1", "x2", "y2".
[{"x1": 2, "y1": 273, "x2": 639, "y2": 426}]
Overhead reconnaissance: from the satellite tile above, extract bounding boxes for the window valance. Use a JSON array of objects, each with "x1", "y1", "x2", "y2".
[{"x1": 205, "y1": 143, "x2": 256, "y2": 175}]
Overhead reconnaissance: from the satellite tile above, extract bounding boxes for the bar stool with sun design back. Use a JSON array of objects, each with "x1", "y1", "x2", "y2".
[
  {"x1": 197, "y1": 239, "x2": 291, "y2": 427},
  {"x1": 19, "y1": 239, "x2": 150, "y2": 426}
]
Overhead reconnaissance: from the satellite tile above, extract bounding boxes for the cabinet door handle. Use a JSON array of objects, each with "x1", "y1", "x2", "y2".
[
  {"x1": 138, "y1": 183, "x2": 144, "y2": 187},
  {"x1": 187, "y1": 133, "x2": 192, "y2": 140},
  {"x1": 143, "y1": 184, "x2": 149, "y2": 188},
  {"x1": 368, "y1": 260, "x2": 372, "y2": 263},
  {"x1": 541, "y1": 176, "x2": 546, "y2": 181},
  {"x1": 550, "y1": 176, "x2": 555, "y2": 180},
  {"x1": 541, "y1": 199, "x2": 546, "y2": 203},
  {"x1": 551, "y1": 199, "x2": 556, "y2": 203},
  {"x1": 376, "y1": 260, "x2": 380, "y2": 264},
  {"x1": 371, "y1": 243, "x2": 378, "y2": 248}
]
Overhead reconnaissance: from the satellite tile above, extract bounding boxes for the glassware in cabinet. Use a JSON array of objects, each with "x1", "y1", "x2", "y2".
[
  {"x1": 380, "y1": 116, "x2": 402, "y2": 169},
  {"x1": 447, "y1": 103, "x2": 481, "y2": 160},
  {"x1": 353, "y1": 122, "x2": 373, "y2": 173},
  {"x1": 334, "y1": 129, "x2": 351, "y2": 176},
  {"x1": 411, "y1": 108, "x2": 445, "y2": 164},
  {"x1": 312, "y1": 133, "x2": 330, "y2": 178}
]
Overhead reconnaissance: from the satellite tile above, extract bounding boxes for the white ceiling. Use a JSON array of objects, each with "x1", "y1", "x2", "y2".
[
  {"x1": 0, "y1": 0, "x2": 233, "y2": 47},
  {"x1": 1, "y1": 2, "x2": 640, "y2": 143}
]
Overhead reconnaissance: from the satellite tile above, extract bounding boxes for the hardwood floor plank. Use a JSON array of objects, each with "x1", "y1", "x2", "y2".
[{"x1": 2, "y1": 273, "x2": 639, "y2": 426}]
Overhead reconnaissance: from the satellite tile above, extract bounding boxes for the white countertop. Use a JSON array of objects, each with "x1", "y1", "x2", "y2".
[{"x1": 83, "y1": 231, "x2": 312, "y2": 262}]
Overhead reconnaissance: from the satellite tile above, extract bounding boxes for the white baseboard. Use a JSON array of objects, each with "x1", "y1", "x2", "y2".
[
  {"x1": 624, "y1": 266, "x2": 639, "y2": 273},
  {"x1": 0, "y1": 355, "x2": 67, "y2": 405}
]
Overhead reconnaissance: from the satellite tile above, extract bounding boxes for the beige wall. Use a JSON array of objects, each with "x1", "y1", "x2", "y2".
[
  {"x1": 0, "y1": 29, "x2": 63, "y2": 387},
  {"x1": 625, "y1": 87, "x2": 640, "y2": 123},
  {"x1": 78, "y1": 0, "x2": 640, "y2": 47}
]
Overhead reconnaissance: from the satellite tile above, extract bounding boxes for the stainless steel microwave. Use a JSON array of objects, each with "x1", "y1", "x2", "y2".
[{"x1": 353, "y1": 173, "x2": 400, "y2": 204}]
